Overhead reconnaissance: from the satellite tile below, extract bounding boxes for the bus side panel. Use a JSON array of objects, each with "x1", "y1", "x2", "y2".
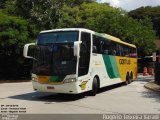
[
  {"x1": 91, "y1": 54, "x2": 122, "y2": 88},
  {"x1": 115, "y1": 56, "x2": 138, "y2": 81},
  {"x1": 91, "y1": 54, "x2": 110, "y2": 87},
  {"x1": 102, "y1": 55, "x2": 120, "y2": 79}
]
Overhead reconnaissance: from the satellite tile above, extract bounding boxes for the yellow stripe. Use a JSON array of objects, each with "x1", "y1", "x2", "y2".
[{"x1": 102, "y1": 33, "x2": 136, "y2": 48}]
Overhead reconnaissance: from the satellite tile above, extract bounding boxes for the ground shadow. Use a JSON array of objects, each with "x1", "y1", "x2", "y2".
[
  {"x1": 136, "y1": 76, "x2": 160, "y2": 111},
  {"x1": 9, "y1": 92, "x2": 86, "y2": 102},
  {"x1": 141, "y1": 89, "x2": 160, "y2": 102},
  {"x1": 136, "y1": 76, "x2": 160, "y2": 103},
  {"x1": 9, "y1": 83, "x2": 123, "y2": 102},
  {"x1": 8, "y1": 77, "x2": 149, "y2": 103},
  {"x1": 141, "y1": 90, "x2": 160, "y2": 112},
  {"x1": 98, "y1": 83, "x2": 123, "y2": 94}
]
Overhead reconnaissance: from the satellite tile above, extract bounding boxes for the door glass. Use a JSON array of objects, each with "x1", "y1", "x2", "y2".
[{"x1": 78, "y1": 32, "x2": 91, "y2": 76}]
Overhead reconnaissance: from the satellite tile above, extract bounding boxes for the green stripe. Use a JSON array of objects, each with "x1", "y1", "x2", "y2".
[
  {"x1": 95, "y1": 32, "x2": 107, "y2": 39},
  {"x1": 49, "y1": 76, "x2": 65, "y2": 82},
  {"x1": 102, "y1": 55, "x2": 120, "y2": 78}
]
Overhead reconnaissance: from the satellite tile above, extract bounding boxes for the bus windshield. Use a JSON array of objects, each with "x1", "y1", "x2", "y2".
[
  {"x1": 32, "y1": 31, "x2": 78, "y2": 76},
  {"x1": 37, "y1": 31, "x2": 78, "y2": 44}
]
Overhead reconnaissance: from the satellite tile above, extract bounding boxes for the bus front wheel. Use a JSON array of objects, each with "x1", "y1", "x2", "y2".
[{"x1": 90, "y1": 77, "x2": 98, "y2": 96}]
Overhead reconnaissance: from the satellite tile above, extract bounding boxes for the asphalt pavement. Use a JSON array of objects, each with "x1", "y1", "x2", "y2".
[{"x1": 0, "y1": 75, "x2": 160, "y2": 115}]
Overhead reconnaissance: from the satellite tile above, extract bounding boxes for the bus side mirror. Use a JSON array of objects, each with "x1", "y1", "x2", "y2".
[
  {"x1": 74, "y1": 41, "x2": 82, "y2": 58},
  {"x1": 23, "y1": 43, "x2": 35, "y2": 59}
]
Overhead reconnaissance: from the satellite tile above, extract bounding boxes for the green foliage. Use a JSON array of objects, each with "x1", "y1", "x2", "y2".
[
  {"x1": 0, "y1": 10, "x2": 34, "y2": 79},
  {"x1": 58, "y1": 3, "x2": 156, "y2": 56},
  {"x1": 14, "y1": 0, "x2": 96, "y2": 29},
  {"x1": 129, "y1": 6, "x2": 160, "y2": 39},
  {"x1": 0, "y1": 0, "x2": 158, "y2": 79},
  {"x1": 0, "y1": 11, "x2": 29, "y2": 50}
]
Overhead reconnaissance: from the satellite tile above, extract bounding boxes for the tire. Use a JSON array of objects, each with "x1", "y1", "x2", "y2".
[
  {"x1": 128, "y1": 76, "x2": 131, "y2": 84},
  {"x1": 90, "y1": 77, "x2": 98, "y2": 96},
  {"x1": 130, "y1": 72, "x2": 133, "y2": 82},
  {"x1": 124, "y1": 77, "x2": 128, "y2": 85},
  {"x1": 125, "y1": 73, "x2": 131, "y2": 85}
]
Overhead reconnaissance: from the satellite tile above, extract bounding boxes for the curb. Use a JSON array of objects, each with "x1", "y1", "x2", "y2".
[{"x1": 144, "y1": 80, "x2": 160, "y2": 92}]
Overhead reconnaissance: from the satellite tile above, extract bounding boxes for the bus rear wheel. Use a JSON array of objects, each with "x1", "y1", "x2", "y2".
[
  {"x1": 90, "y1": 77, "x2": 98, "y2": 96},
  {"x1": 125, "y1": 73, "x2": 131, "y2": 85},
  {"x1": 130, "y1": 72, "x2": 133, "y2": 82}
]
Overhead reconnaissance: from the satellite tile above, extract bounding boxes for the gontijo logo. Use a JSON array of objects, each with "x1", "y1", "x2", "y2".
[
  {"x1": 119, "y1": 59, "x2": 131, "y2": 65},
  {"x1": 79, "y1": 81, "x2": 88, "y2": 90}
]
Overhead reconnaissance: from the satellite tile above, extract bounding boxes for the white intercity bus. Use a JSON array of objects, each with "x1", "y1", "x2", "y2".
[{"x1": 24, "y1": 28, "x2": 137, "y2": 96}]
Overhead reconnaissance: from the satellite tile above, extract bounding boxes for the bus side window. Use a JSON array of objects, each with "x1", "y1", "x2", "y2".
[
  {"x1": 130, "y1": 48, "x2": 137, "y2": 58},
  {"x1": 109, "y1": 41, "x2": 117, "y2": 56},
  {"x1": 93, "y1": 46, "x2": 97, "y2": 53},
  {"x1": 116, "y1": 44, "x2": 121, "y2": 56},
  {"x1": 129, "y1": 49, "x2": 132, "y2": 57},
  {"x1": 124, "y1": 46, "x2": 129, "y2": 57},
  {"x1": 119, "y1": 45, "x2": 124, "y2": 56},
  {"x1": 93, "y1": 35, "x2": 101, "y2": 54},
  {"x1": 102, "y1": 39, "x2": 110, "y2": 55},
  {"x1": 111, "y1": 50, "x2": 116, "y2": 55}
]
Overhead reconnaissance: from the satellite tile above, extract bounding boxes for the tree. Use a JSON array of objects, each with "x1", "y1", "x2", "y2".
[
  {"x1": 0, "y1": 1, "x2": 157, "y2": 79},
  {"x1": 129, "y1": 6, "x2": 160, "y2": 39},
  {"x1": 0, "y1": 11, "x2": 32, "y2": 79},
  {"x1": 0, "y1": 0, "x2": 6, "y2": 8},
  {"x1": 58, "y1": 3, "x2": 157, "y2": 56},
  {"x1": 15, "y1": 0, "x2": 96, "y2": 29}
]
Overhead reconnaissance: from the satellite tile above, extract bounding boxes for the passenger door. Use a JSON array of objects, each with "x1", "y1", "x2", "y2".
[{"x1": 78, "y1": 32, "x2": 91, "y2": 76}]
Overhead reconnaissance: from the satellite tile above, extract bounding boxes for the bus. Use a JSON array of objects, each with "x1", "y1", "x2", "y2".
[{"x1": 23, "y1": 28, "x2": 137, "y2": 96}]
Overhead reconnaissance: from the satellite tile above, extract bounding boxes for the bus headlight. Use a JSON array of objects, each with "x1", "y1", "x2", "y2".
[
  {"x1": 64, "y1": 78, "x2": 76, "y2": 83},
  {"x1": 32, "y1": 77, "x2": 38, "y2": 82}
]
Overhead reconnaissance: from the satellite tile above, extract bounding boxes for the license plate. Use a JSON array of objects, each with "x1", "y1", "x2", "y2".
[{"x1": 47, "y1": 86, "x2": 54, "y2": 90}]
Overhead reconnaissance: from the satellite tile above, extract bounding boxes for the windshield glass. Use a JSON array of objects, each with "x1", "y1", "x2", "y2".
[
  {"x1": 37, "y1": 31, "x2": 78, "y2": 44},
  {"x1": 32, "y1": 31, "x2": 78, "y2": 76}
]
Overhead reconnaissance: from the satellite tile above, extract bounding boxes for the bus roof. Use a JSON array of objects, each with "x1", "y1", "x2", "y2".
[
  {"x1": 100, "y1": 33, "x2": 136, "y2": 48},
  {"x1": 40, "y1": 28, "x2": 136, "y2": 48},
  {"x1": 40, "y1": 28, "x2": 95, "y2": 34}
]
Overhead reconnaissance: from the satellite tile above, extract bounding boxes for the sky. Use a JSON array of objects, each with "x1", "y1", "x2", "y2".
[{"x1": 97, "y1": 0, "x2": 160, "y2": 11}]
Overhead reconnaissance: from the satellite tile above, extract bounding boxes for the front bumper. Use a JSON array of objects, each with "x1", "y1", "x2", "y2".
[{"x1": 32, "y1": 81, "x2": 81, "y2": 94}]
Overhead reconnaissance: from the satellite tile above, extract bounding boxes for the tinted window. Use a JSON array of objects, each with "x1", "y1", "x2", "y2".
[
  {"x1": 93, "y1": 35, "x2": 102, "y2": 54},
  {"x1": 117, "y1": 44, "x2": 137, "y2": 58},
  {"x1": 129, "y1": 47, "x2": 137, "y2": 57},
  {"x1": 37, "y1": 31, "x2": 78, "y2": 44},
  {"x1": 102, "y1": 40, "x2": 117, "y2": 56},
  {"x1": 92, "y1": 34, "x2": 137, "y2": 57},
  {"x1": 78, "y1": 32, "x2": 91, "y2": 76}
]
